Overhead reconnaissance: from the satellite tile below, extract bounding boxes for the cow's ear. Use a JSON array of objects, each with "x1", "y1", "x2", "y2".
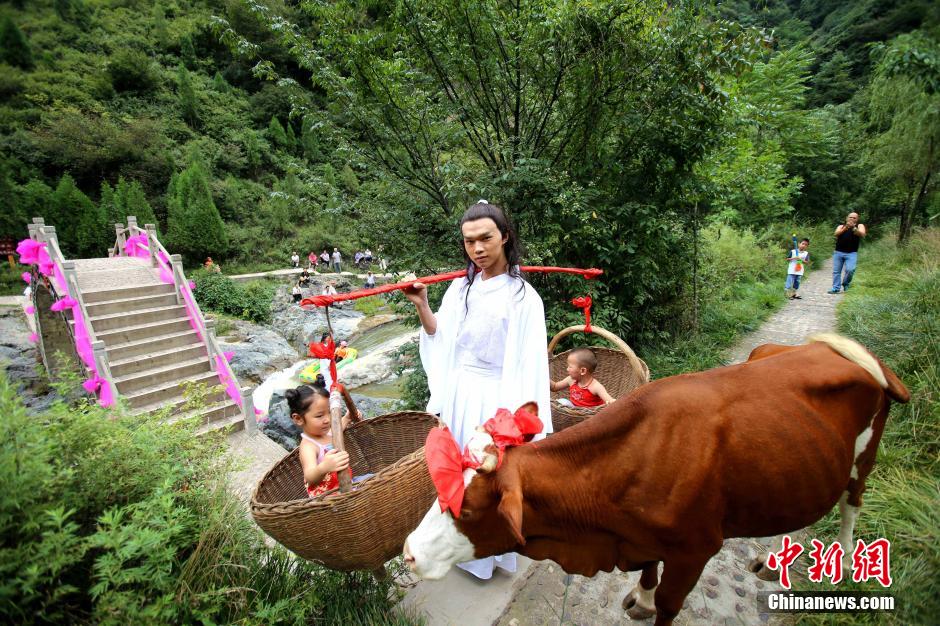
[
  {"x1": 498, "y1": 486, "x2": 525, "y2": 546},
  {"x1": 517, "y1": 401, "x2": 538, "y2": 418}
]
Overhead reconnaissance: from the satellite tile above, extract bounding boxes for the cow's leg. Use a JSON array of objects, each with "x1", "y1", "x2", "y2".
[
  {"x1": 651, "y1": 553, "x2": 712, "y2": 626},
  {"x1": 748, "y1": 534, "x2": 784, "y2": 581},
  {"x1": 622, "y1": 561, "x2": 659, "y2": 619},
  {"x1": 840, "y1": 404, "x2": 889, "y2": 567}
]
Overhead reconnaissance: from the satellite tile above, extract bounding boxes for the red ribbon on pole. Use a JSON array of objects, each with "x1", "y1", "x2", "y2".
[
  {"x1": 299, "y1": 266, "x2": 603, "y2": 309},
  {"x1": 571, "y1": 295, "x2": 593, "y2": 333}
]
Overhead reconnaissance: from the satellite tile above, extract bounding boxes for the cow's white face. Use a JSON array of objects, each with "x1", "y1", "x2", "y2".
[{"x1": 403, "y1": 469, "x2": 478, "y2": 579}]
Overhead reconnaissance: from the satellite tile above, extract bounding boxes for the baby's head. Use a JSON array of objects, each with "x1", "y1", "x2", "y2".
[
  {"x1": 565, "y1": 348, "x2": 597, "y2": 383},
  {"x1": 286, "y1": 375, "x2": 331, "y2": 435}
]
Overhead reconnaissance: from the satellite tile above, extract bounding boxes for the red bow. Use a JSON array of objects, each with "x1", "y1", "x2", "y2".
[
  {"x1": 425, "y1": 406, "x2": 543, "y2": 516},
  {"x1": 571, "y1": 295, "x2": 593, "y2": 332},
  {"x1": 307, "y1": 336, "x2": 338, "y2": 386}
]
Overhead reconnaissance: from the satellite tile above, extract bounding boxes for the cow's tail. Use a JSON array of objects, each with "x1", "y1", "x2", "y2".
[{"x1": 808, "y1": 333, "x2": 911, "y2": 403}]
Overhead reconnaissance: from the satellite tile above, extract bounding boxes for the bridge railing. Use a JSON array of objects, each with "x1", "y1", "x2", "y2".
[
  {"x1": 112, "y1": 217, "x2": 256, "y2": 432},
  {"x1": 29, "y1": 217, "x2": 119, "y2": 403}
]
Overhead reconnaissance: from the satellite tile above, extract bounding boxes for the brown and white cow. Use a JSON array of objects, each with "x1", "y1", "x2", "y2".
[{"x1": 403, "y1": 334, "x2": 909, "y2": 625}]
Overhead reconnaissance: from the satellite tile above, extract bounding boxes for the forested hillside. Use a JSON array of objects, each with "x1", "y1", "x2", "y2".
[{"x1": 1, "y1": 0, "x2": 937, "y2": 346}]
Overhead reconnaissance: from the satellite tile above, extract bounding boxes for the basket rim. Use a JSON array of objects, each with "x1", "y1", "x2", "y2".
[{"x1": 250, "y1": 410, "x2": 437, "y2": 513}]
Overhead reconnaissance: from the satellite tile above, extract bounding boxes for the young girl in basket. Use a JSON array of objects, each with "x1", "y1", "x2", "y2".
[{"x1": 287, "y1": 375, "x2": 359, "y2": 498}]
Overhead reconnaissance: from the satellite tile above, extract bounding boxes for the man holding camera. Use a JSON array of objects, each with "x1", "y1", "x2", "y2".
[{"x1": 829, "y1": 212, "x2": 867, "y2": 294}]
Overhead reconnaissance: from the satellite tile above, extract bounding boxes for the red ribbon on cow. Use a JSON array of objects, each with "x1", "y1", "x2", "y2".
[
  {"x1": 571, "y1": 295, "x2": 593, "y2": 333},
  {"x1": 426, "y1": 427, "x2": 466, "y2": 517},
  {"x1": 306, "y1": 335, "x2": 338, "y2": 388},
  {"x1": 425, "y1": 405, "x2": 544, "y2": 516},
  {"x1": 299, "y1": 266, "x2": 603, "y2": 309}
]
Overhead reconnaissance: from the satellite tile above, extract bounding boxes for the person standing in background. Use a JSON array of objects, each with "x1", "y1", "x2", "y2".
[
  {"x1": 830, "y1": 212, "x2": 867, "y2": 294},
  {"x1": 331, "y1": 248, "x2": 342, "y2": 273}
]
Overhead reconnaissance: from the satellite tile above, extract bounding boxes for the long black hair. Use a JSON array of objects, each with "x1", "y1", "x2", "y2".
[
  {"x1": 285, "y1": 375, "x2": 329, "y2": 419},
  {"x1": 458, "y1": 201, "x2": 525, "y2": 308}
]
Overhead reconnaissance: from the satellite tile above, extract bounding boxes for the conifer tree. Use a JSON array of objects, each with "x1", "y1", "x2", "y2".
[
  {"x1": 177, "y1": 64, "x2": 199, "y2": 128},
  {"x1": 152, "y1": 4, "x2": 169, "y2": 49},
  {"x1": 212, "y1": 71, "x2": 229, "y2": 93},
  {"x1": 180, "y1": 35, "x2": 197, "y2": 68},
  {"x1": 285, "y1": 122, "x2": 298, "y2": 152},
  {"x1": 165, "y1": 156, "x2": 227, "y2": 264},
  {"x1": 52, "y1": 174, "x2": 106, "y2": 257},
  {"x1": 118, "y1": 179, "x2": 158, "y2": 231},
  {"x1": 267, "y1": 117, "x2": 289, "y2": 149},
  {"x1": 0, "y1": 16, "x2": 34, "y2": 70}
]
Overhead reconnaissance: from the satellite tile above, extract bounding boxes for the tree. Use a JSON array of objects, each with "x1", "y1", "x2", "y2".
[
  {"x1": 267, "y1": 117, "x2": 289, "y2": 150},
  {"x1": 165, "y1": 155, "x2": 228, "y2": 264},
  {"x1": 0, "y1": 16, "x2": 33, "y2": 70},
  {"x1": 866, "y1": 31, "x2": 940, "y2": 244},
  {"x1": 50, "y1": 174, "x2": 106, "y2": 258},
  {"x1": 102, "y1": 178, "x2": 158, "y2": 232},
  {"x1": 177, "y1": 64, "x2": 200, "y2": 128}
]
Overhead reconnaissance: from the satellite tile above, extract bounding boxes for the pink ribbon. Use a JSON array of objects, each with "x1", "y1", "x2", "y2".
[
  {"x1": 21, "y1": 272, "x2": 31, "y2": 283},
  {"x1": 50, "y1": 297, "x2": 78, "y2": 312},
  {"x1": 16, "y1": 238, "x2": 44, "y2": 265},
  {"x1": 83, "y1": 374, "x2": 115, "y2": 407}
]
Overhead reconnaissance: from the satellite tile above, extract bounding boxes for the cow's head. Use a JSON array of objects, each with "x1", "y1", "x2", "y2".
[{"x1": 403, "y1": 403, "x2": 536, "y2": 579}]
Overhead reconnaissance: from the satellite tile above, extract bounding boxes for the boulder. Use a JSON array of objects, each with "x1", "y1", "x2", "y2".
[
  {"x1": 217, "y1": 320, "x2": 300, "y2": 385},
  {"x1": 269, "y1": 282, "x2": 363, "y2": 352},
  {"x1": 260, "y1": 391, "x2": 301, "y2": 451}
]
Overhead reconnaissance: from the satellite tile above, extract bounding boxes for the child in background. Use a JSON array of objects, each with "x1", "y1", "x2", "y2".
[
  {"x1": 291, "y1": 283, "x2": 302, "y2": 303},
  {"x1": 286, "y1": 376, "x2": 356, "y2": 497},
  {"x1": 550, "y1": 347, "x2": 615, "y2": 407},
  {"x1": 335, "y1": 340, "x2": 349, "y2": 362},
  {"x1": 785, "y1": 238, "x2": 810, "y2": 299}
]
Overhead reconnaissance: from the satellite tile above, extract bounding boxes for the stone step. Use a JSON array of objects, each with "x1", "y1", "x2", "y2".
[
  {"x1": 106, "y1": 329, "x2": 202, "y2": 362},
  {"x1": 121, "y1": 368, "x2": 224, "y2": 412},
  {"x1": 129, "y1": 382, "x2": 228, "y2": 415},
  {"x1": 110, "y1": 343, "x2": 209, "y2": 378},
  {"x1": 166, "y1": 400, "x2": 243, "y2": 432},
  {"x1": 82, "y1": 282, "x2": 176, "y2": 304},
  {"x1": 197, "y1": 413, "x2": 246, "y2": 437},
  {"x1": 113, "y1": 356, "x2": 212, "y2": 394},
  {"x1": 85, "y1": 291, "x2": 180, "y2": 317},
  {"x1": 88, "y1": 304, "x2": 188, "y2": 332},
  {"x1": 95, "y1": 317, "x2": 193, "y2": 345}
]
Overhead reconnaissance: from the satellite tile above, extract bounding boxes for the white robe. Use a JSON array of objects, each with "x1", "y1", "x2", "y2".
[{"x1": 419, "y1": 272, "x2": 552, "y2": 579}]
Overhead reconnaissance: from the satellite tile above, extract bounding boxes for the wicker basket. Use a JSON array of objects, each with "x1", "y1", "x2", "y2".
[
  {"x1": 549, "y1": 325, "x2": 650, "y2": 432},
  {"x1": 251, "y1": 411, "x2": 439, "y2": 572}
]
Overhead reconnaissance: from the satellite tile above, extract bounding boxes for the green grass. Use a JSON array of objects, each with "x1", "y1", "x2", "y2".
[
  {"x1": 0, "y1": 262, "x2": 26, "y2": 296},
  {"x1": 796, "y1": 229, "x2": 940, "y2": 625}
]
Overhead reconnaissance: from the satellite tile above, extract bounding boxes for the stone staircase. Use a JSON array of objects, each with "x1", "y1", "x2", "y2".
[{"x1": 72, "y1": 256, "x2": 243, "y2": 434}]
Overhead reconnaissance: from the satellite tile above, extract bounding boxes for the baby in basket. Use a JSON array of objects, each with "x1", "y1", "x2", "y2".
[
  {"x1": 287, "y1": 376, "x2": 371, "y2": 497},
  {"x1": 550, "y1": 347, "x2": 615, "y2": 408}
]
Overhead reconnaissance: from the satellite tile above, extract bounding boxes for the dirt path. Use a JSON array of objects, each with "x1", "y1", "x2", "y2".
[{"x1": 490, "y1": 259, "x2": 840, "y2": 626}]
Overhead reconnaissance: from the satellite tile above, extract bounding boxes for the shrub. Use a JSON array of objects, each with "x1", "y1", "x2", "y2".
[
  {"x1": 0, "y1": 371, "x2": 415, "y2": 624},
  {"x1": 166, "y1": 157, "x2": 228, "y2": 265},
  {"x1": 192, "y1": 270, "x2": 274, "y2": 324},
  {"x1": 106, "y1": 49, "x2": 159, "y2": 93}
]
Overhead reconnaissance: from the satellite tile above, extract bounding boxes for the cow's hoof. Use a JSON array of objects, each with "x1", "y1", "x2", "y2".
[
  {"x1": 622, "y1": 590, "x2": 656, "y2": 619},
  {"x1": 748, "y1": 558, "x2": 778, "y2": 581}
]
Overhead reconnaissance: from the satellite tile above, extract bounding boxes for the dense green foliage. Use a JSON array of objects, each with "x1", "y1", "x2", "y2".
[
  {"x1": 799, "y1": 229, "x2": 940, "y2": 624},
  {"x1": 0, "y1": 0, "x2": 935, "y2": 345},
  {"x1": 191, "y1": 270, "x2": 274, "y2": 323},
  {"x1": 0, "y1": 371, "x2": 414, "y2": 624}
]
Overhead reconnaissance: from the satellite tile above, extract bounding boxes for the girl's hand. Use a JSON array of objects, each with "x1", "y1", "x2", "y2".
[
  {"x1": 403, "y1": 281, "x2": 428, "y2": 306},
  {"x1": 323, "y1": 450, "x2": 350, "y2": 473}
]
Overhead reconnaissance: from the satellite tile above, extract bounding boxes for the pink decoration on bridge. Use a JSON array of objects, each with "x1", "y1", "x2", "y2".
[
  {"x1": 37, "y1": 247, "x2": 54, "y2": 276},
  {"x1": 223, "y1": 351, "x2": 234, "y2": 362},
  {"x1": 28, "y1": 332, "x2": 38, "y2": 343},
  {"x1": 216, "y1": 354, "x2": 242, "y2": 408},
  {"x1": 16, "y1": 238, "x2": 44, "y2": 265},
  {"x1": 124, "y1": 234, "x2": 150, "y2": 258},
  {"x1": 158, "y1": 266, "x2": 174, "y2": 284},
  {"x1": 21, "y1": 272, "x2": 31, "y2": 283},
  {"x1": 25, "y1": 305, "x2": 35, "y2": 315},
  {"x1": 189, "y1": 280, "x2": 196, "y2": 291},
  {"x1": 82, "y1": 374, "x2": 115, "y2": 408},
  {"x1": 50, "y1": 296, "x2": 78, "y2": 312}
]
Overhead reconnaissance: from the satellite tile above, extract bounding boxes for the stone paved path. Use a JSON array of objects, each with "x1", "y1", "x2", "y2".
[{"x1": 490, "y1": 259, "x2": 841, "y2": 626}]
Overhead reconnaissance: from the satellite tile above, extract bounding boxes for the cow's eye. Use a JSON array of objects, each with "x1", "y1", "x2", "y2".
[{"x1": 459, "y1": 509, "x2": 473, "y2": 520}]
